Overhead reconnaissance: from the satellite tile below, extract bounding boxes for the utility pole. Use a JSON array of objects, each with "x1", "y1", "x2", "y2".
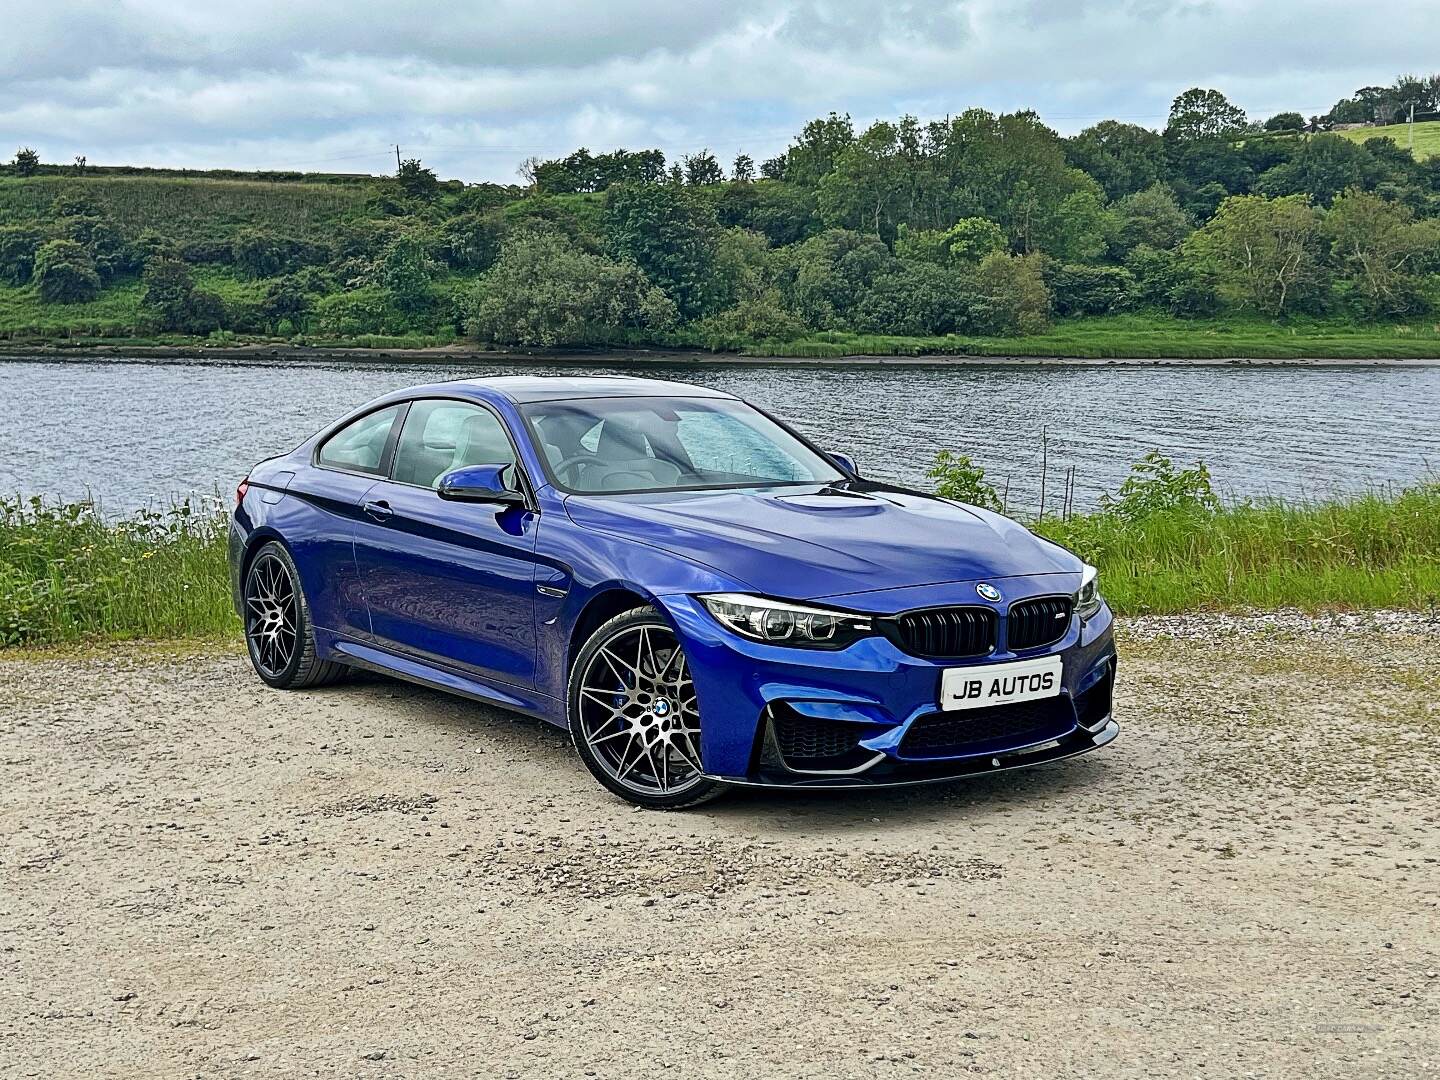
[
  {"x1": 395, "y1": 144, "x2": 402, "y2": 173},
  {"x1": 1408, "y1": 104, "x2": 1416, "y2": 151}
]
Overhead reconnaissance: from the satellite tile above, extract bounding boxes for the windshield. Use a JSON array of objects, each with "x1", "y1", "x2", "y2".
[{"x1": 521, "y1": 396, "x2": 845, "y2": 494}]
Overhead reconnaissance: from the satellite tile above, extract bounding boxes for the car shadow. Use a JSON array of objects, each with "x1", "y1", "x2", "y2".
[{"x1": 340, "y1": 671, "x2": 1122, "y2": 828}]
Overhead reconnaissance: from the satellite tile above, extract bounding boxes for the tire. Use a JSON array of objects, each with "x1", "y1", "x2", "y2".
[
  {"x1": 241, "y1": 540, "x2": 347, "y2": 690},
  {"x1": 568, "y1": 606, "x2": 724, "y2": 809}
]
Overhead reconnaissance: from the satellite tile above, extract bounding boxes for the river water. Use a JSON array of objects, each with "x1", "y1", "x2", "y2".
[{"x1": 3, "y1": 355, "x2": 1438, "y2": 514}]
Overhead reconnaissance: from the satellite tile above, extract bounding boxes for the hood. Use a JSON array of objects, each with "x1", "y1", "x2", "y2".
[{"x1": 563, "y1": 483, "x2": 1079, "y2": 601}]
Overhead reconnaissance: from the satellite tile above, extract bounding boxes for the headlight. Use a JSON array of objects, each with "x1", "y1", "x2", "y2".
[
  {"x1": 699, "y1": 593, "x2": 874, "y2": 648},
  {"x1": 1075, "y1": 564, "x2": 1103, "y2": 621}
]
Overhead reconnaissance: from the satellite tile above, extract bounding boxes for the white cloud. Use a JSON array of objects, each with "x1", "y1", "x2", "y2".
[{"x1": 2, "y1": 0, "x2": 1436, "y2": 181}]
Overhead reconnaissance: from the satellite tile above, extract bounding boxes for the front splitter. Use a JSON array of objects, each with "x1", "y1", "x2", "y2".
[{"x1": 708, "y1": 718, "x2": 1119, "y2": 790}]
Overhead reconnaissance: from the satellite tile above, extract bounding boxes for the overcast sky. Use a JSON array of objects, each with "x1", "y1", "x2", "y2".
[{"x1": 4, "y1": 1, "x2": 1438, "y2": 183}]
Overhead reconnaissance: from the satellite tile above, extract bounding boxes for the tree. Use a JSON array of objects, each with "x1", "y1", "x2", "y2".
[
  {"x1": 396, "y1": 158, "x2": 439, "y2": 200},
  {"x1": 1165, "y1": 88, "x2": 1248, "y2": 143},
  {"x1": 782, "y1": 113, "x2": 855, "y2": 187},
  {"x1": 0, "y1": 226, "x2": 43, "y2": 286},
  {"x1": 816, "y1": 119, "x2": 919, "y2": 241},
  {"x1": 1065, "y1": 121, "x2": 1167, "y2": 200},
  {"x1": 601, "y1": 183, "x2": 727, "y2": 318},
  {"x1": 1323, "y1": 189, "x2": 1440, "y2": 316},
  {"x1": 464, "y1": 231, "x2": 675, "y2": 346},
  {"x1": 141, "y1": 259, "x2": 226, "y2": 332},
  {"x1": 33, "y1": 240, "x2": 101, "y2": 303},
  {"x1": 1183, "y1": 194, "x2": 1326, "y2": 314},
  {"x1": 894, "y1": 218, "x2": 1005, "y2": 267},
  {"x1": 1255, "y1": 135, "x2": 1380, "y2": 206},
  {"x1": 852, "y1": 262, "x2": 968, "y2": 336},
  {"x1": 1263, "y1": 112, "x2": 1306, "y2": 133},
  {"x1": 683, "y1": 150, "x2": 724, "y2": 186},
  {"x1": 712, "y1": 179, "x2": 818, "y2": 247},
  {"x1": 1035, "y1": 186, "x2": 1113, "y2": 263},
  {"x1": 774, "y1": 229, "x2": 895, "y2": 329},
  {"x1": 731, "y1": 154, "x2": 755, "y2": 183},
  {"x1": 375, "y1": 234, "x2": 437, "y2": 313},
  {"x1": 963, "y1": 252, "x2": 1052, "y2": 335},
  {"x1": 1048, "y1": 264, "x2": 1135, "y2": 316},
  {"x1": 1112, "y1": 184, "x2": 1191, "y2": 253},
  {"x1": 12, "y1": 148, "x2": 39, "y2": 176},
  {"x1": 231, "y1": 229, "x2": 298, "y2": 278}
]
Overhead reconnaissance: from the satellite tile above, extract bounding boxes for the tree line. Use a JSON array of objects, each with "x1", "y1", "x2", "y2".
[{"x1": 2, "y1": 73, "x2": 1439, "y2": 346}]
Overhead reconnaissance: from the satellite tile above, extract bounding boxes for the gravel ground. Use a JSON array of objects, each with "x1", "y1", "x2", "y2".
[{"x1": 2, "y1": 614, "x2": 1438, "y2": 1079}]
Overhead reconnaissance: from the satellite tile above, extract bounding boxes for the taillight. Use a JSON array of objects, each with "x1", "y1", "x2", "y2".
[{"x1": 236, "y1": 479, "x2": 250, "y2": 506}]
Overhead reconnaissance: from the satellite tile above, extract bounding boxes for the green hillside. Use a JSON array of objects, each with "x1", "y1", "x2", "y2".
[
  {"x1": 1334, "y1": 119, "x2": 1440, "y2": 160},
  {"x1": 0, "y1": 176, "x2": 364, "y2": 244}
]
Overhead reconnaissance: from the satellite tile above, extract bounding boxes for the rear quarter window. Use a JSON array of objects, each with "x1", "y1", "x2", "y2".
[{"x1": 316, "y1": 404, "x2": 403, "y2": 475}]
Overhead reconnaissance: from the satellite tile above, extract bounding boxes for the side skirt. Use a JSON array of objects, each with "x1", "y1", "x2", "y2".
[{"x1": 325, "y1": 636, "x2": 567, "y2": 728}]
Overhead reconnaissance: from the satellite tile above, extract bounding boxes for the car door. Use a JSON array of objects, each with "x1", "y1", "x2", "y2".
[
  {"x1": 350, "y1": 397, "x2": 541, "y2": 688},
  {"x1": 288, "y1": 401, "x2": 405, "y2": 639}
]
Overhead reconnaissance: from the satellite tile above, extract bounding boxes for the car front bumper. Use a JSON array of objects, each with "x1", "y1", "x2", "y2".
[{"x1": 656, "y1": 586, "x2": 1118, "y2": 787}]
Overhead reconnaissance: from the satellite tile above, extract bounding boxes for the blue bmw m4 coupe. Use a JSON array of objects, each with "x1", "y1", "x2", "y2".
[{"x1": 230, "y1": 375, "x2": 1117, "y2": 808}]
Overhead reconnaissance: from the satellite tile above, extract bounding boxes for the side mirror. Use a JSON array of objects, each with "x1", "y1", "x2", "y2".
[
  {"x1": 437, "y1": 464, "x2": 525, "y2": 505},
  {"x1": 828, "y1": 451, "x2": 860, "y2": 477}
]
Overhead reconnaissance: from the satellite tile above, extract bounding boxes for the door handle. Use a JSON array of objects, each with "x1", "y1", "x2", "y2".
[{"x1": 362, "y1": 499, "x2": 393, "y2": 522}]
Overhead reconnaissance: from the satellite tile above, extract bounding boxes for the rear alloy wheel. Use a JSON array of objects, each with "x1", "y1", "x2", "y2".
[
  {"x1": 569, "y1": 607, "x2": 721, "y2": 809},
  {"x1": 242, "y1": 541, "x2": 346, "y2": 690}
]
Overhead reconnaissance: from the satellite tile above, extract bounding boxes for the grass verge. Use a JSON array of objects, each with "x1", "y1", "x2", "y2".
[{"x1": 2, "y1": 479, "x2": 1437, "y2": 647}]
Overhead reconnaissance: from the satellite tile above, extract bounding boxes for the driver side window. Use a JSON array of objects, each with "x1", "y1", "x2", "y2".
[{"x1": 391, "y1": 400, "x2": 516, "y2": 489}]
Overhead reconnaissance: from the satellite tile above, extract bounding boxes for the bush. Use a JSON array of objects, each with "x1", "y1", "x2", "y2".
[
  {"x1": 33, "y1": 240, "x2": 102, "y2": 303},
  {"x1": 927, "y1": 451, "x2": 1002, "y2": 511},
  {"x1": 313, "y1": 288, "x2": 395, "y2": 336},
  {"x1": 894, "y1": 218, "x2": 1006, "y2": 268},
  {"x1": 693, "y1": 290, "x2": 807, "y2": 342},
  {"x1": 0, "y1": 225, "x2": 44, "y2": 286},
  {"x1": 964, "y1": 252, "x2": 1052, "y2": 335},
  {"x1": 853, "y1": 264, "x2": 967, "y2": 335},
  {"x1": 1049, "y1": 264, "x2": 1135, "y2": 316},
  {"x1": 375, "y1": 234, "x2": 438, "y2": 314},
  {"x1": 230, "y1": 228, "x2": 310, "y2": 278},
  {"x1": 1096, "y1": 451, "x2": 1220, "y2": 521},
  {"x1": 1124, "y1": 246, "x2": 1219, "y2": 316},
  {"x1": 141, "y1": 259, "x2": 227, "y2": 333},
  {"x1": 465, "y1": 231, "x2": 676, "y2": 346}
]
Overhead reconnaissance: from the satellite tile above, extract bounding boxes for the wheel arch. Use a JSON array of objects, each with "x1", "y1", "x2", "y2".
[{"x1": 566, "y1": 586, "x2": 657, "y2": 675}]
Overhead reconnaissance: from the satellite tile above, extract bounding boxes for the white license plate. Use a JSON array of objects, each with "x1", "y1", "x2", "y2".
[{"x1": 940, "y1": 655, "x2": 1063, "y2": 711}]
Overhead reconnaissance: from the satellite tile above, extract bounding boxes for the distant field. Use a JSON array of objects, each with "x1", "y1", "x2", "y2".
[
  {"x1": 0, "y1": 176, "x2": 364, "y2": 242},
  {"x1": 1333, "y1": 119, "x2": 1440, "y2": 159}
]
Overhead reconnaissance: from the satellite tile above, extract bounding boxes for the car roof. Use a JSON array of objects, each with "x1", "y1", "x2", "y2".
[{"x1": 444, "y1": 375, "x2": 736, "y2": 404}]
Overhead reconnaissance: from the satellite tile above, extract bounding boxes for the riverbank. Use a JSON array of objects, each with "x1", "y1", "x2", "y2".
[
  {"x1": 7, "y1": 340, "x2": 1440, "y2": 367},
  {"x1": 4, "y1": 617, "x2": 1437, "y2": 1077},
  {"x1": 5, "y1": 314, "x2": 1440, "y2": 365}
]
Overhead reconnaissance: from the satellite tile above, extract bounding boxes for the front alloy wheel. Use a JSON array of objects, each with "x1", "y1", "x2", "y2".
[{"x1": 569, "y1": 607, "x2": 721, "y2": 808}]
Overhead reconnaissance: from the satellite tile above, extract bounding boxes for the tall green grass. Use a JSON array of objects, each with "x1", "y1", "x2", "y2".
[
  {"x1": 1037, "y1": 485, "x2": 1440, "y2": 614},
  {"x1": 0, "y1": 497, "x2": 236, "y2": 645},
  {"x1": 1, "y1": 479, "x2": 1436, "y2": 647}
]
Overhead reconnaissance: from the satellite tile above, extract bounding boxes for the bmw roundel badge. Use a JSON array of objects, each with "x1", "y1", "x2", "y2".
[{"x1": 976, "y1": 582, "x2": 1002, "y2": 602}]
